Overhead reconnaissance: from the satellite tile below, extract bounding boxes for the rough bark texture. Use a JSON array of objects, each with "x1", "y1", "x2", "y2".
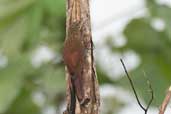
[{"x1": 63, "y1": 0, "x2": 100, "y2": 114}]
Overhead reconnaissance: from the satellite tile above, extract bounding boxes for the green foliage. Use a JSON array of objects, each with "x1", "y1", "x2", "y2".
[
  {"x1": 124, "y1": 18, "x2": 163, "y2": 53},
  {"x1": 5, "y1": 86, "x2": 41, "y2": 114},
  {"x1": 116, "y1": 0, "x2": 171, "y2": 106},
  {"x1": 0, "y1": 0, "x2": 65, "y2": 113},
  {"x1": 103, "y1": 0, "x2": 171, "y2": 108}
]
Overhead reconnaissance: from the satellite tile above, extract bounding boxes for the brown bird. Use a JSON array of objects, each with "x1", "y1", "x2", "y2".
[{"x1": 63, "y1": 24, "x2": 85, "y2": 114}]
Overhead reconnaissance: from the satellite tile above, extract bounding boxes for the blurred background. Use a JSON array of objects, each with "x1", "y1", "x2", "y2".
[{"x1": 0, "y1": 0, "x2": 171, "y2": 114}]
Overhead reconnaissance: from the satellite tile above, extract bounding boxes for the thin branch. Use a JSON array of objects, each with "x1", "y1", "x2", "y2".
[
  {"x1": 120, "y1": 59, "x2": 146, "y2": 111},
  {"x1": 142, "y1": 71, "x2": 154, "y2": 111},
  {"x1": 159, "y1": 86, "x2": 171, "y2": 114},
  {"x1": 120, "y1": 59, "x2": 154, "y2": 114}
]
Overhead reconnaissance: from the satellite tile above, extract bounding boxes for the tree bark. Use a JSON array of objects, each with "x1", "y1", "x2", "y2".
[
  {"x1": 63, "y1": 0, "x2": 100, "y2": 114},
  {"x1": 158, "y1": 86, "x2": 171, "y2": 114}
]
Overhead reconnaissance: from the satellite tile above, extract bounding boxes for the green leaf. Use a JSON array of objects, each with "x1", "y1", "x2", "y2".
[
  {"x1": 5, "y1": 86, "x2": 40, "y2": 114},
  {"x1": 42, "y1": 0, "x2": 65, "y2": 16},
  {"x1": 40, "y1": 0, "x2": 66, "y2": 51},
  {"x1": 39, "y1": 65, "x2": 66, "y2": 95},
  {"x1": 124, "y1": 18, "x2": 163, "y2": 53},
  {"x1": 22, "y1": 1, "x2": 43, "y2": 51},
  {"x1": 0, "y1": 15, "x2": 29, "y2": 56},
  {"x1": 0, "y1": 56, "x2": 33, "y2": 113},
  {"x1": 146, "y1": 0, "x2": 171, "y2": 40},
  {"x1": 145, "y1": 0, "x2": 158, "y2": 17},
  {"x1": 0, "y1": 0, "x2": 36, "y2": 26},
  {"x1": 0, "y1": 0, "x2": 44, "y2": 55},
  {"x1": 153, "y1": 6, "x2": 171, "y2": 40}
]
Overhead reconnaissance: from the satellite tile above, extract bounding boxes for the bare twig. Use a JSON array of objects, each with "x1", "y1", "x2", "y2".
[
  {"x1": 142, "y1": 71, "x2": 154, "y2": 111},
  {"x1": 159, "y1": 86, "x2": 171, "y2": 114},
  {"x1": 120, "y1": 59, "x2": 154, "y2": 114}
]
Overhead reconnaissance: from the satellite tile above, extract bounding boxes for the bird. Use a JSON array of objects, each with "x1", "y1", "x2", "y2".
[{"x1": 63, "y1": 24, "x2": 85, "y2": 114}]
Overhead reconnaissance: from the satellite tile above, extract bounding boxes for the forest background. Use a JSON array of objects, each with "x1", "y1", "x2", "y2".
[{"x1": 0, "y1": 0, "x2": 171, "y2": 114}]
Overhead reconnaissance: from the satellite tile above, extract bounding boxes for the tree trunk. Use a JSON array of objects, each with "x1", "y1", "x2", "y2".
[{"x1": 63, "y1": 0, "x2": 100, "y2": 114}]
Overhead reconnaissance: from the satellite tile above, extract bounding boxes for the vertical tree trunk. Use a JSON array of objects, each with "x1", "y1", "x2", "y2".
[{"x1": 63, "y1": 0, "x2": 100, "y2": 114}]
